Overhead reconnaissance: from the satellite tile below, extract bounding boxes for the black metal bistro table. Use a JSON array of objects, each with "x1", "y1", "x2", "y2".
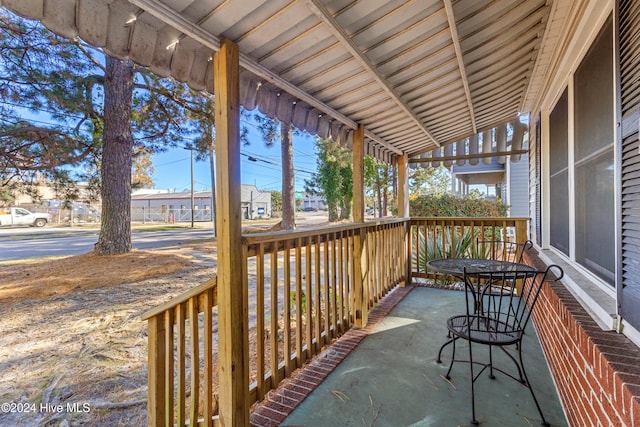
[{"x1": 426, "y1": 258, "x2": 537, "y2": 278}]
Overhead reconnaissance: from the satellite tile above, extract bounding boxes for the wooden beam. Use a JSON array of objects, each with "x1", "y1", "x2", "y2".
[
  {"x1": 214, "y1": 38, "x2": 249, "y2": 426},
  {"x1": 409, "y1": 149, "x2": 529, "y2": 164},
  {"x1": 443, "y1": 0, "x2": 477, "y2": 134}
]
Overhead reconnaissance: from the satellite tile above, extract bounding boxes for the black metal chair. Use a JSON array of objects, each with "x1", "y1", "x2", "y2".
[
  {"x1": 437, "y1": 264, "x2": 563, "y2": 425},
  {"x1": 475, "y1": 239, "x2": 534, "y2": 313}
]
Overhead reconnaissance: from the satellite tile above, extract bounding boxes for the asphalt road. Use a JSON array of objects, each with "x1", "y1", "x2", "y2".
[
  {"x1": 0, "y1": 211, "x2": 330, "y2": 262},
  {"x1": 0, "y1": 227, "x2": 216, "y2": 262}
]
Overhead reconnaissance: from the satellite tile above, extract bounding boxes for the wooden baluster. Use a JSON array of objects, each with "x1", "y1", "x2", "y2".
[
  {"x1": 345, "y1": 231, "x2": 353, "y2": 328},
  {"x1": 314, "y1": 237, "x2": 322, "y2": 351},
  {"x1": 323, "y1": 235, "x2": 331, "y2": 344},
  {"x1": 414, "y1": 223, "x2": 420, "y2": 274},
  {"x1": 283, "y1": 240, "x2": 292, "y2": 377},
  {"x1": 305, "y1": 237, "x2": 313, "y2": 360},
  {"x1": 164, "y1": 310, "x2": 174, "y2": 426},
  {"x1": 331, "y1": 233, "x2": 338, "y2": 337},
  {"x1": 176, "y1": 303, "x2": 186, "y2": 426},
  {"x1": 270, "y1": 246, "x2": 279, "y2": 387},
  {"x1": 203, "y1": 289, "x2": 213, "y2": 427},
  {"x1": 386, "y1": 225, "x2": 391, "y2": 290},
  {"x1": 338, "y1": 231, "x2": 345, "y2": 333},
  {"x1": 373, "y1": 228, "x2": 379, "y2": 300},
  {"x1": 295, "y1": 238, "x2": 303, "y2": 367},
  {"x1": 189, "y1": 297, "x2": 199, "y2": 425},
  {"x1": 256, "y1": 243, "x2": 265, "y2": 401}
]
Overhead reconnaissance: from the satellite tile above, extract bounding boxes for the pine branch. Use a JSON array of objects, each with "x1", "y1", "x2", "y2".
[
  {"x1": 72, "y1": 37, "x2": 107, "y2": 74},
  {"x1": 138, "y1": 71, "x2": 203, "y2": 114},
  {"x1": 0, "y1": 125, "x2": 63, "y2": 139}
]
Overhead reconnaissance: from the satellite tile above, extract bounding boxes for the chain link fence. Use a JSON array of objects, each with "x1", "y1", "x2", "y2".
[{"x1": 130, "y1": 207, "x2": 214, "y2": 223}]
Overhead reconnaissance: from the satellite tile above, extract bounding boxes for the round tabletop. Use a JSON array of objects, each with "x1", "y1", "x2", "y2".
[{"x1": 426, "y1": 258, "x2": 537, "y2": 276}]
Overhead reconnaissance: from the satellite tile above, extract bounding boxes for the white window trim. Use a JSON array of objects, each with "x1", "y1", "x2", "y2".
[
  {"x1": 537, "y1": 2, "x2": 625, "y2": 338},
  {"x1": 537, "y1": 246, "x2": 617, "y2": 330}
]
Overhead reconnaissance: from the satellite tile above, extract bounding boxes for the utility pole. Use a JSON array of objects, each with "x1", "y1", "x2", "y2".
[
  {"x1": 190, "y1": 148, "x2": 195, "y2": 228},
  {"x1": 184, "y1": 147, "x2": 195, "y2": 228}
]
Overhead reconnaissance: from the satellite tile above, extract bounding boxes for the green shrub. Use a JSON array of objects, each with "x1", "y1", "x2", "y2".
[{"x1": 409, "y1": 193, "x2": 507, "y2": 217}]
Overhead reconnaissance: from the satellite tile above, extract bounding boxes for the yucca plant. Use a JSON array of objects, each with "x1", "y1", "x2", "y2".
[{"x1": 414, "y1": 226, "x2": 478, "y2": 286}]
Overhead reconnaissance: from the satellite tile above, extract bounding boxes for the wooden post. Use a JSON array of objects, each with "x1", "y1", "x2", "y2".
[
  {"x1": 214, "y1": 39, "x2": 248, "y2": 426},
  {"x1": 397, "y1": 153, "x2": 409, "y2": 287},
  {"x1": 515, "y1": 218, "x2": 528, "y2": 244},
  {"x1": 397, "y1": 153, "x2": 409, "y2": 218},
  {"x1": 353, "y1": 126, "x2": 365, "y2": 224},
  {"x1": 352, "y1": 125, "x2": 368, "y2": 327}
]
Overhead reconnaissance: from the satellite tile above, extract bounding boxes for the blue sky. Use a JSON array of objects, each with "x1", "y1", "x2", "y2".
[
  {"x1": 151, "y1": 116, "x2": 318, "y2": 193},
  {"x1": 12, "y1": 104, "x2": 319, "y2": 194}
]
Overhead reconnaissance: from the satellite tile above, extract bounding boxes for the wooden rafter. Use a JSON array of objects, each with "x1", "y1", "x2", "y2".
[
  {"x1": 129, "y1": 0, "x2": 403, "y2": 155},
  {"x1": 303, "y1": 0, "x2": 440, "y2": 147},
  {"x1": 443, "y1": 0, "x2": 477, "y2": 134}
]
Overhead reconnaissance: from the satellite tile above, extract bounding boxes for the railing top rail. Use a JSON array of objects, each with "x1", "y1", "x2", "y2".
[
  {"x1": 410, "y1": 216, "x2": 530, "y2": 223},
  {"x1": 140, "y1": 276, "x2": 217, "y2": 321},
  {"x1": 242, "y1": 217, "x2": 408, "y2": 245}
]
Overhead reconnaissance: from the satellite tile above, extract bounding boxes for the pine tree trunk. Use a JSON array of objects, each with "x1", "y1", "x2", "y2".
[
  {"x1": 340, "y1": 194, "x2": 351, "y2": 220},
  {"x1": 281, "y1": 122, "x2": 295, "y2": 230},
  {"x1": 328, "y1": 205, "x2": 338, "y2": 222},
  {"x1": 94, "y1": 57, "x2": 134, "y2": 255},
  {"x1": 383, "y1": 164, "x2": 389, "y2": 216},
  {"x1": 376, "y1": 180, "x2": 383, "y2": 218}
]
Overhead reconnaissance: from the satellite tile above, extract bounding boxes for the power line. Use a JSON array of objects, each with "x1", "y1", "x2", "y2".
[
  {"x1": 154, "y1": 157, "x2": 190, "y2": 167},
  {"x1": 241, "y1": 151, "x2": 315, "y2": 175},
  {"x1": 0, "y1": 100, "x2": 87, "y2": 121}
]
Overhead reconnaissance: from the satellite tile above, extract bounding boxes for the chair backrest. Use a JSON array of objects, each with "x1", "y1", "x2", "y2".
[
  {"x1": 462, "y1": 265, "x2": 564, "y2": 334},
  {"x1": 475, "y1": 239, "x2": 534, "y2": 263}
]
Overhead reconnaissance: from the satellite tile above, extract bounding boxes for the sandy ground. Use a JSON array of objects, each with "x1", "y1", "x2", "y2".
[{"x1": 0, "y1": 242, "x2": 217, "y2": 426}]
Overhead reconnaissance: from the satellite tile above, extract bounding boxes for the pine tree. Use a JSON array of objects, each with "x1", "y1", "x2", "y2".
[
  {"x1": 252, "y1": 114, "x2": 297, "y2": 230},
  {"x1": 0, "y1": 10, "x2": 216, "y2": 253},
  {"x1": 306, "y1": 138, "x2": 352, "y2": 222}
]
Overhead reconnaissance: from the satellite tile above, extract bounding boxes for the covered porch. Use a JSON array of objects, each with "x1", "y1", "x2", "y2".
[{"x1": 4, "y1": 0, "x2": 639, "y2": 426}]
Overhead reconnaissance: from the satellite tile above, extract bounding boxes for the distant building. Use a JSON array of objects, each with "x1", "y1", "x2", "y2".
[
  {"x1": 300, "y1": 195, "x2": 326, "y2": 211},
  {"x1": 451, "y1": 154, "x2": 529, "y2": 218},
  {"x1": 131, "y1": 185, "x2": 272, "y2": 222}
]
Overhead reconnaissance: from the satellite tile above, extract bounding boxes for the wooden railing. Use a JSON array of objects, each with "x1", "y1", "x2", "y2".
[
  {"x1": 142, "y1": 278, "x2": 218, "y2": 427},
  {"x1": 143, "y1": 218, "x2": 408, "y2": 426},
  {"x1": 242, "y1": 218, "x2": 407, "y2": 405},
  {"x1": 408, "y1": 217, "x2": 529, "y2": 281}
]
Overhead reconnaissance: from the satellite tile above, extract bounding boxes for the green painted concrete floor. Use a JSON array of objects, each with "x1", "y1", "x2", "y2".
[{"x1": 282, "y1": 287, "x2": 568, "y2": 427}]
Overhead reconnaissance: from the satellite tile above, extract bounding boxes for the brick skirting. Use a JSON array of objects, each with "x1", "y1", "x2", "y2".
[
  {"x1": 249, "y1": 285, "x2": 413, "y2": 427},
  {"x1": 525, "y1": 253, "x2": 640, "y2": 426}
]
